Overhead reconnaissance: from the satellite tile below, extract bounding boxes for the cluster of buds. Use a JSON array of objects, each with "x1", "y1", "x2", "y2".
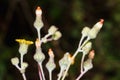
[
  {"x1": 11, "y1": 39, "x2": 33, "y2": 80},
  {"x1": 33, "y1": 6, "x2": 62, "y2": 44},
  {"x1": 10, "y1": 6, "x2": 104, "y2": 80},
  {"x1": 81, "y1": 19, "x2": 104, "y2": 40},
  {"x1": 74, "y1": 19, "x2": 104, "y2": 80},
  {"x1": 33, "y1": 6, "x2": 62, "y2": 80}
]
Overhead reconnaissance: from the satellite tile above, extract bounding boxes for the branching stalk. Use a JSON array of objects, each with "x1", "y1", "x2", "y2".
[{"x1": 76, "y1": 70, "x2": 88, "y2": 80}]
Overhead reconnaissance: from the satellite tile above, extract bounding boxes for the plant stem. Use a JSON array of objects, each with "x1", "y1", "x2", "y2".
[
  {"x1": 61, "y1": 50, "x2": 79, "y2": 80},
  {"x1": 37, "y1": 29, "x2": 42, "y2": 45},
  {"x1": 80, "y1": 37, "x2": 90, "y2": 48},
  {"x1": 39, "y1": 63, "x2": 46, "y2": 80},
  {"x1": 61, "y1": 62, "x2": 71, "y2": 80},
  {"x1": 15, "y1": 65, "x2": 21, "y2": 70},
  {"x1": 49, "y1": 71, "x2": 52, "y2": 80},
  {"x1": 80, "y1": 54, "x2": 85, "y2": 73},
  {"x1": 57, "y1": 68, "x2": 63, "y2": 80},
  {"x1": 22, "y1": 73, "x2": 27, "y2": 80},
  {"x1": 61, "y1": 36, "x2": 90, "y2": 80},
  {"x1": 76, "y1": 70, "x2": 88, "y2": 80},
  {"x1": 20, "y1": 54, "x2": 24, "y2": 68},
  {"x1": 38, "y1": 64, "x2": 43, "y2": 80},
  {"x1": 78, "y1": 35, "x2": 85, "y2": 48}
]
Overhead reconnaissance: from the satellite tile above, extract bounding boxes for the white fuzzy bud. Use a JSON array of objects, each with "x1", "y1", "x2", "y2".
[
  {"x1": 88, "y1": 19, "x2": 104, "y2": 39},
  {"x1": 11, "y1": 57, "x2": 19, "y2": 65},
  {"x1": 59, "y1": 52, "x2": 71, "y2": 70},
  {"x1": 46, "y1": 49, "x2": 56, "y2": 71},
  {"x1": 53, "y1": 31, "x2": 62, "y2": 40},
  {"x1": 46, "y1": 59, "x2": 56, "y2": 72},
  {"x1": 33, "y1": 48, "x2": 45, "y2": 63},
  {"x1": 21, "y1": 62, "x2": 28, "y2": 69},
  {"x1": 81, "y1": 27, "x2": 90, "y2": 37},
  {"x1": 83, "y1": 59, "x2": 93, "y2": 71},
  {"x1": 41, "y1": 37, "x2": 47, "y2": 43},
  {"x1": 82, "y1": 42, "x2": 92, "y2": 55},
  {"x1": 34, "y1": 6, "x2": 44, "y2": 30},
  {"x1": 48, "y1": 25, "x2": 58, "y2": 35},
  {"x1": 35, "y1": 6, "x2": 42, "y2": 16},
  {"x1": 15, "y1": 39, "x2": 33, "y2": 55},
  {"x1": 19, "y1": 43, "x2": 29, "y2": 55},
  {"x1": 20, "y1": 62, "x2": 28, "y2": 73}
]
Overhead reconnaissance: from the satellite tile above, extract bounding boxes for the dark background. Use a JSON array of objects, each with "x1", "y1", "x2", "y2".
[{"x1": 0, "y1": 0, "x2": 120, "y2": 80}]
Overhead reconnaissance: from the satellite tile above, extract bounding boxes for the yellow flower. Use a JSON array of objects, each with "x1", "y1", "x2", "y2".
[
  {"x1": 15, "y1": 39, "x2": 33, "y2": 45},
  {"x1": 16, "y1": 39, "x2": 33, "y2": 55}
]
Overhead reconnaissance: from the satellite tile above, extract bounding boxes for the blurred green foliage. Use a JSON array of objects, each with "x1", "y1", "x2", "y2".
[{"x1": 0, "y1": 0, "x2": 120, "y2": 80}]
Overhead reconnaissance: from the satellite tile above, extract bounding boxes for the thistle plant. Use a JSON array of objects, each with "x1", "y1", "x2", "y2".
[{"x1": 11, "y1": 6, "x2": 104, "y2": 80}]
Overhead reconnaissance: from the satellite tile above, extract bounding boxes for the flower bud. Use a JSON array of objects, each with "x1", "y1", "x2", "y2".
[
  {"x1": 16, "y1": 39, "x2": 33, "y2": 55},
  {"x1": 21, "y1": 62, "x2": 28, "y2": 69},
  {"x1": 19, "y1": 62, "x2": 28, "y2": 73},
  {"x1": 48, "y1": 49, "x2": 54, "y2": 58},
  {"x1": 34, "y1": 6, "x2": 44, "y2": 30},
  {"x1": 88, "y1": 19, "x2": 104, "y2": 39},
  {"x1": 46, "y1": 60, "x2": 56, "y2": 72},
  {"x1": 35, "y1": 6, "x2": 42, "y2": 17},
  {"x1": 46, "y1": 49, "x2": 56, "y2": 72},
  {"x1": 11, "y1": 57, "x2": 19, "y2": 66},
  {"x1": 59, "y1": 52, "x2": 71, "y2": 70},
  {"x1": 53, "y1": 31, "x2": 62, "y2": 40},
  {"x1": 82, "y1": 42, "x2": 92, "y2": 55},
  {"x1": 41, "y1": 37, "x2": 47, "y2": 43},
  {"x1": 48, "y1": 25, "x2": 58, "y2": 35},
  {"x1": 19, "y1": 43, "x2": 29, "y2": 55},
  {"x1": 33, "y1": 48, "x2": 45, "y2": 63},
  {"x1": 81, "y1": 27, "x2": 90, "y2": 37},
  {"x1": 83, "y1": 59, "x2": 93, "y2": 71}
]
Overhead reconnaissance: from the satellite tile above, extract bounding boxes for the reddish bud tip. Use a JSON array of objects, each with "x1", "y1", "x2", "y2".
[
  {"x1": 68, "y1": 54, "x2": 74, "y2": 64},
  {"x1": 35, "y1": 38, "x2": 40, "y2": 48},
  {"x1": 35, "y1": 6, "x2": 42, "y2": 16},
  {"x1": 49, "y1": 48, "x2": 52, "y2": 53},
  {"x1": 48, "y1": 48, "x2": 54, "y2": 57},
  {"x1": 37, "y1": 6, "x2": 41, "y2": 10},
  {"x1": 100, "y1": 19, "x2": 104, "y2": 24},
  {"x1": 88, "y1": 50, "x2": 95, "y2": 59}
]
